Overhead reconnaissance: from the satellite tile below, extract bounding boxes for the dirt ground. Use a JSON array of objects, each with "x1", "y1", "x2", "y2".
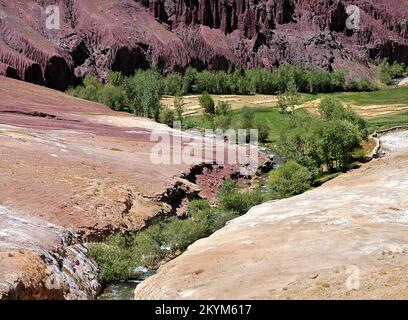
[
  {"x1": 161, "y1": 94, "x2": 279, "y2": 116},
  {"x1": 162, "y1": 93, "x2": 408, "y2": 118}
]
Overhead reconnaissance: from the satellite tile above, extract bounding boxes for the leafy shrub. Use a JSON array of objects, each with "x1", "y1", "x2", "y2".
[
  {"x1": 217, "y1": 179, "x2": 249, "y2": 214},
  {"x1": 255, "y1": 122, "x2": 270, "y2": 142},
  {"x1": 130, "y1": 232, "x2": 163, "y2": 269},
  {"x1": 216, "y1": 100, "x2": 231, "y2": 116},
  {"x1": 218, "y1": 179, "x2": 265, "y2": 214},
  {"x1": 238, "y1": 107, "x2": 270, "y2": 142},
  {"x1": 199, "y1": 92, "x2": 216, "y2": 115},
  {"x1": 318, "y1": 97, "x2": 368, "y2": 138},
  {"x1": 98, "y1": 84, "x2": 128, "y2": 111},
  {"x1": 159, "y1": 107, "x2": 175, "y2": 127},
  {"x1": 268, "y1": 160, "x2": 312, "y2": 198},
  {"x1": 88, "y1": 241, "x2": 132, "y2": 282},
  {"x1": 173, "y1": 95, "x2": 185, "y2": 121},
  {"x1": 188, "y1": 199, "x2": 238, "y2": 234},
  {"x1": 164, "y1": 73, "x2": 184, "y2": 95},
  {"x1": 377, "y1": 59, "x2": 408, "y2": 85},
  {"x1": 348, "y1": 78, "x2": 377, "y2": 92},
  {"x1": 182, "y1": 67, "x2": 198, "y2": 93},
  {"x1": 160, "y1": 217, "x2": 207, "y2": 253},
  {"x1": 213, "y1": 114, "x2": 233, "y2": 130},
  {"x1": 108, "y1": 71, "x2": 125, "y2": 87},
  {"x1": 277, "y1": 80, "x2": 300, "y2": 114},
  {"x1": 123, "y1": 69, "x2": 163, "y2": 120}
]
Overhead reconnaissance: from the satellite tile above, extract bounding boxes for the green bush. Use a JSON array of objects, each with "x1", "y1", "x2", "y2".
[
  {"x1": 188, "y1": 199, "x2": 238, "y2": 234},
  {"x1": 216, "y1": 100, "x2": 231, "y2": 116},
  {"x1": 213, "y1": 114, "x2": 232, "y2": 130},
  {"x1": 98, "y1": 84, "x2": 128, "y2": 111},
  {"x1": 277, "y1": 80, "x2": 300, "y2": 114},
  {"x1": 159, "y1": 107, "x2": 175, "y2": 127},
  {"x1": 182, "y1": 67, "x2": 198, "y2": 93},
  {"x1": 199, "y1": 92, "x2": 216, "y2": 115},
  {"x1": 348, "y1": 78, "x2": 377, "y2": 92},
  {"x1": 268, "y1": 160, "x2": 312, "y2": 198},
  {"x1": 164, "y1": 73, "x2": 184, "y2": 95},
  {"x1": 256, "y1": 122, "x2": 270, "y2": 142},
  {"x1": 238, "y1": 107, "x2": 271, "y2": 142},
  {"x1": 318, "y1": 97, "x2": 368, "y2": 138},
  {"x1": 68, "y1": 75, "x2": 102, "y2": 101},
  {"x1": 173, "y1": 95, "x2": 185, "y2": 121},
  {"x1": 217, "y1": 179, "x2": 249, "y2": 214},
  {"x1": 217, "y1": 179, "x2": 265, "y2": 214},
  {"x1": 88, "y1": 242, "x2": 132, "y2": 282},
  {"x1": 123, "y1": 69, "x2": 163, "y2": 120},
  {"x1": 377, "y1": 59, "x2": 408, "y2": 85},
  {"x1": 318, "y1": 119, "x2": 362, "y2": 171},
  {"x1": 108, "y1": 71, "x2": 125, "y2": 87},
  {"x1": 130, "y1": 232, "x2": 163, "y2": 269},
  {"x1": 160, "y1": 217, "x2": 207, "y2": 253}
]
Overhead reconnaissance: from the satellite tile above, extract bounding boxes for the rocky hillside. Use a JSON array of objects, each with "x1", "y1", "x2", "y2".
[
  {"x1": 135, "y1": 130, "x2": 408, "y2": 299},
  {"x1": 0, "y1": 0, "x2": 407, "y2": 90}
]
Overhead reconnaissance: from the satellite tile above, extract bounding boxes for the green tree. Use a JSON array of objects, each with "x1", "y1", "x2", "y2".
[
  {"x1": 173, "y1": 95, "x2": 186, "y2": 121},
  {"x1": 216, "y1": 100, "x2": 231, "y2": 116},
  {"x1": 164, "y1": 73, "x2": 183, "y2": 95},
  {"x1": 98, "y1": 84, "x2": 128, "y2": 111},
  {"x1": 277, "y1": 80, "x2": 300, "y2": 114},
  {"x1": 182, "y1": 67, "x2": 198, "y2": 93},
  {"x1": 123, "y1": 69, "x2": 163, "y2": 120},
  {"x1": 108, "y1": 71, "x2": 125, "y2": 87},
  {"x1": 268, "y1": 160, "x2": 312, "y2": 198},
  {"x1": 199, "y1": 92, "x2": 216, "y2": 115},
  {"x1": 318, "y1": 97, "x2": 368, "y2": 138},
  {"x1": 317, "y1": 119, "x2": 362, "y2": 171},
  {"x1": 159, "y1": 107, "x2": 175, "y2": 127}
]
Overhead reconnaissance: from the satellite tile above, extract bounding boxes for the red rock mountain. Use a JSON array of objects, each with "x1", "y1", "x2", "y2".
[{"x1": 0, "y1": 0, "x2": 407, "y2": 90}]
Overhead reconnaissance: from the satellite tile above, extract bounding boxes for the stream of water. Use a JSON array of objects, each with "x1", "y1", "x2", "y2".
[{"x1": 99, "y1": 146, "x2": 283, "y2": 300}]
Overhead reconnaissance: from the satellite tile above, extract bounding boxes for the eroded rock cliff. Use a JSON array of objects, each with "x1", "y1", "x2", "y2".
[{"x1": 0, "y1": 0, "x2": 407, "y2": 90}]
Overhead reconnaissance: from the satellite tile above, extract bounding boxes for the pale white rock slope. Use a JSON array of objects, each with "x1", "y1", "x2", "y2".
[{"x1": 135, "y1": 131, "x2": 408, "y2": 300}]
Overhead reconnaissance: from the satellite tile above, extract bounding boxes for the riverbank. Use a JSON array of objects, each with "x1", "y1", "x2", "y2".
[
  {"x1": 0, "y1": 77, "x2": 265, "y2": 299},
  {"x1": 135, "y1": 130, "x2": 408, "y2": 299}
]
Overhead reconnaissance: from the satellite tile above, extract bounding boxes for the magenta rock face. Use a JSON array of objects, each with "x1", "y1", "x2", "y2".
[{"x1": 0, "y1": 0, "x2": 407, "y2": 90}]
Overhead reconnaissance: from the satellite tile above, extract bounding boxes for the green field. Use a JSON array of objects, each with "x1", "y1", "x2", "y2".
[
  {"x1": 188, "y1": 87, "x2": 408, "y2": 141},
  {"x1": 366, "y1": 111, "x2": 408, "y2": 132},
  {"x1": 302, "y1": 87, "x2": 408, "y2": 106},
  {"x1": 187, "y1": 107, "x2": 293, "y2": 145}
]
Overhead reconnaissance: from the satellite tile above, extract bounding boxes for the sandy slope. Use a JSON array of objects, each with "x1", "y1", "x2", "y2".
[{"x1": 135, "y1": 131, "x2": 408, "y2": 300}]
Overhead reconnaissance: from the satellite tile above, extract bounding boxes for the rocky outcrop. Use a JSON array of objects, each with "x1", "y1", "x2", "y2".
[
  {"x1": 0, "y1": 0, "x2": 407, "y2": 89},
  {"x1": 135, "y1": 131, "x2": 408, "y2": 299},
  {"x1": 0, "y1": 76, "x2": 263, "y2": 299},
  {"x1": 0, "y1": 205, "x2": 100, "y2": 300}
]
